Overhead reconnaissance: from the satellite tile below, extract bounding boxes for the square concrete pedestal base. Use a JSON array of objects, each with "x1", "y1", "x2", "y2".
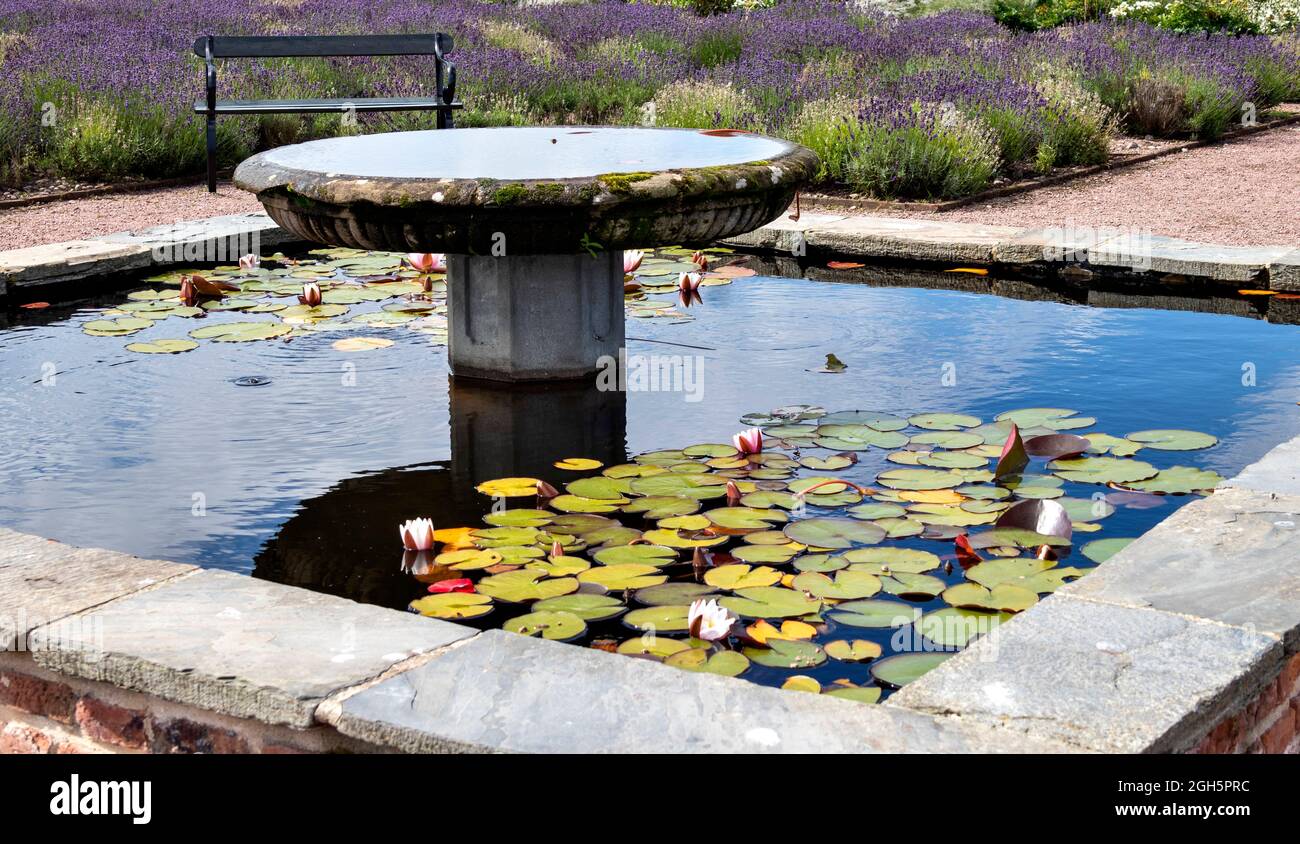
[{"x1": 447, "y1": 252, "x2": 625, "y2": 382}]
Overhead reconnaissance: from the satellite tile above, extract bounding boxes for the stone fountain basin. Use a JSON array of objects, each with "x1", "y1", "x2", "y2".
[{"x1": 233, "y1": 127, "x2": 819, "y2": 254}]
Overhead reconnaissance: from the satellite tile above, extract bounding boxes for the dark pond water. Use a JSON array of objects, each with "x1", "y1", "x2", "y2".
[{"x1": 2, "y1": 250, "x2": 1298, "y2": 697}]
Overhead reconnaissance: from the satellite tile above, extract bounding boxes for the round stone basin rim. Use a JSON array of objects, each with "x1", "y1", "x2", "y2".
[{"x1": 233, "y1": 126, "x2": 816, "y2": 209}]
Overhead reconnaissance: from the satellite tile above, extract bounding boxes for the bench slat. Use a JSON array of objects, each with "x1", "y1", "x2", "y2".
[
  {"x1": 193, "y1": 97, "x2": 461, "y2": 115},
  {"x1": 193, "y1": 33, "x2": 453, "y2": 58}
]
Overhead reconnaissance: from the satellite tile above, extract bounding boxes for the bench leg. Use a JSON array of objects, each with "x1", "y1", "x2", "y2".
[{"x1": 206, "y1": 114, "x2": 217, "y2": 193}]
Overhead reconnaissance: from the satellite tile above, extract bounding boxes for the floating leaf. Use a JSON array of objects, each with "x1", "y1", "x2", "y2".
[
  {"x1": 830, "y1": 599, "x2": 922, "y2": 629},
  {"x1": 565, "y1": 476, "x2": 632, "y2": 500},
  {"x1": 474, "y1": 477, "x2": 541, "y2": 498},
  {"x1": 623, "y1": 496, "x2": 701, "y2": 519},
  {"x1": 630, "y1": 473, "x2": 728, "y2": 500},
  {"x1": 996, "y1": 408, "x2": 1093, "y2": 430},
  {"x1": 554, "y1": 457, "x2": 604, "y2": 471},
  {"x1": 705, "y1": 563, "x2": 783, "y2": 589},
  {"x1": 483, "y1": 509, "x2": 553, "y2": 528},
  {"x1": 783, "y1": 517, "x2": 885, "y2": 549},
  {"x1": 125, "y1": 338, "x2": 199, "y2": 354},
  {"x1": 84, "y1": 316, "x2": 154, "y2": 336},
  {"x1": 824, "y1": 685, "x2": 882, "y2": 703},
  {"x1": 664, "y1": 648, "x2": 749, "y2": 676},
  {"x1": 1125, "y1": 430, "x2": 1218, "y2": 451},
  {"x1": 732, "y1": 543, "x2": 799, "y2": 564},
  {"x1": 720, "y1": 586, "x2": 822, "y2": 619},
  {"x1": 908, "y1": 412, "x2": 981, "y2": 430},
  {"x1": 871, "y1": 652, "x2": 953, "y2": 687},
  {"x1": 641, "y1": 528, "x2": 727, "y2": 549},
  {"x1": 793, "y1": 553, "x2": 848, "y2": 572},
  {"x1": 876, "y1": 468, "x2": 964, "y2": 491},
  {"x1": 409, "y1": 592, "x2": 493, "y2": 620},
  {"x1": 1084, "y1": 433, "x2": 1144, "y2": 457},
  {"x1": 819, "y1": 410, "x2": 908, "y2": 431},
  {"x1": 705, "y1": 506, "x2": 788, "y2": 530},
  {"x1": 577, "y1": 564, "x2": 667, "y2": 591},
  {"x1": 533, "y1": 593, "x2": 626, "y2": 621},
  {"x1": 623, "y1": 605, "x2": 689, "y2": 633},
  {"x1": 616, "y1": 636, "x2": 693, "y2": 659},
  {"x1": 1048, "y1": 456, "x2": 1159, "y2": 485},
  {"x1": 879, "y1": 572, "x2": 946, "y2": 599},
  {"x1": 746, "y1": 619, "x2": 818, "y2": 644},
  {"x1": 942, "y1": 582, "x2": 1038, "y2": 613},
  {"x1": 633, "y1": 582, "x2": 718, "y2": 606},
  {"x1": 847, "y1": 502, "x2": 907, "y2": 520},
  {"x1": 1122, "y1": 466, "x2": 1223, "y2": 494},
  {"x1": 792, "y1": 570, "x2": 881, "y2": 600},
  {"x1": 1081, "y1": 537, "x2": 1136, "y2": 563},
  {"x1": 781, "y1": 676, "x2": 822, "y2": 693},
  {"x1": 549, "y1": 494, "x2": 627, "y2": 513},
  {"x1": 916, "y1": 607, "x2": 1009, "y2": 648},
  {"x1": 966, "y1": 558, "x2": 1081, "y2": 593},
  {"x1": 744, "y1": 639, "x2": 826, "y2": 669},
  {"x1": 504, "y1": 610, "x2": 586, "y2": 641},
  {"x1": 592, "y1": 544, "x2": 676, "y2": 567},
  {"x1": 190, "y1": 321, "x2": 292, "y2": 342},
  {"x1": 825, "y1": 639, "x2": 882, "y2": 662},
  {"x1": 332, "y1": 337, "x2": 392, "y2": 351},
  {"x1": 477, "y1": 571, "x2": 578, "y2": 603},
  {"x1": 841, "y1": 547, "x2": 940, "y2": 575}
]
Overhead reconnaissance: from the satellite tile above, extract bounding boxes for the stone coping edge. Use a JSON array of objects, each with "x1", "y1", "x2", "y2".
[
  {"x1": 2, "y1": 432, "x2": 1297, "y2": 752},
  {"x1": 3, "y1": 209, "x2": 1298, "y2": 303}
]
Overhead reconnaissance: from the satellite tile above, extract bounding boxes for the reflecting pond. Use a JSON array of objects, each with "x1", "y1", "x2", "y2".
[{"x1": 2, "y1": 248, "x2": 1298, "y2": 698}]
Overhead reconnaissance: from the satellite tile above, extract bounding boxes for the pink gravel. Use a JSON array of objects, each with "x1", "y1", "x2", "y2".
[
  {"x1": 1, "y1": 122, "x2": 1298, "y2": 251},
  {"x1": 0, "y1": 180, "x2": 260, "y2": 250}
]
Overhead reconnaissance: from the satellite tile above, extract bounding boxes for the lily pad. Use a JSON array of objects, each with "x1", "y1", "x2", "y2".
[
  {"x1": 705, "y1": 563, "x2": 783, "y2": 589},
  {"x1": 876, "y1": 468, "x2": 964, "y2": 491},
  {"x1": 1081, "y1": 537, "x2": 1136, "y2": 563},
  {"x1": 996, "y1": 408, "x2": 1093, "y2": 430},
  {"x1": 966, "y1": 558, "x2": 1082, "y2": 593},
  {"x1": 908, "y1": 412, "x2": 981, "y2": 430},
  {"x1": 125, "y1": 338, "x2": 199, "y2": 354},
  {"x1": 483, "y1": 509, "x2": 554, "y2": 528},
  {"x1": 879, "y1": 572, "x2": 946, "y2": 599},
  {"x1": 623, "y1": 496, "x2": 701, "y2": 519},
  {"x1": 633, "y1": 582, "x2": 718, "y2": 606},
  {"x1": 577, "y1": 564, "x2": 667, "y2": 591},
  {"x1": 623, "y1": 605, "x2": 690, "y2": 633},
  {"x1": 783, "y1": 517, "x2": 885, "y2": 549},
  {"x1": 565, "y1": 476, "x2": 633, "y2": 500},
  {"x1": 824, "y1": 685, "x2": 882, "y2": 703},
  {"x1": 616, "y1": 636, "x2": 693, "y2": 660},
  {"x1": 188, "y1": 321, "x2": 291, "y2": 342},
  {"x1": 592, "y1": 544, "x2": 676, "y2": 567},
  {"x1": 743, "y1": 639, "x2": 826, "y2": 669},
  {"x1": 705, "y1": 506, "x2": 788, "y2": 530},
  {"x1": 942, "y1": 582, "x2": 1038, "y2": 613},
  {"x1": 825, "y1": 639, "x2": 883, "y2": 662},
  {"x1": 830, "y1": 599, "x2": 922, "y2": 629},
  {"x1": 1125, "y1": 429, "x2": 1218, "y2": 451},
  {"x1": 664, "y1": 648, "x2": 750, "y2": 676},
  {"x1": 870, "y1": 652, "x2": 954, "y2": 687},
  {"x1": 720, "y1": 586, "x2": 822, "y2": 619},
  {"x1": 409, "y1": 592, "x2": 493, "y2": 620},
  {"x1": 915, "y1": 607, "x2": 1009, "y2": 648},
  {"x1": 503, "y1": 610, "x2": 586, "y2": 641},
  {"x1": 532, "y1": 593, "x2": 626, "y2": 621},
  {"x1": 841, "y1": 547, "x2": 940, "y2": 575},
  {"x1": 732, "y1": 544, "x2": 800, "y2": 564},
  {"x1": 819, "y1": 410, "x2": 908, "y2": 431},
  {"x1": 1123, "y1": 466, "x2": 1223, "y2": 494},
  {"x1": 1048, "y1": 456, "x2": 1159, "y2": 485},
  {"x1": 792, "y1": 570, "x2": 882, "y2": 600},
  {"x1": 474, "y1": 477, "x2": 542, "y2": 498},
  {"x1": 476, "y1": 571, "x2": 579, "y2": 603}
]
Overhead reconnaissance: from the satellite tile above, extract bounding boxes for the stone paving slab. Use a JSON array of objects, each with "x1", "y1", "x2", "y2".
[
  {"x1": 29, "y1": 568, "x2": 475, "y2": 728},
  {"x1": 720, "y1": 211, "x2": 846, "y2": 253},
  {"x1": 1269, "y1": 249, "x2": 1300, "y2": 292},
  {"x1": 991, "y1": 226, "x2": 1121, "y2": 265},
  {"x1": 0, "y1": 240, "x2": 153, "y2": 287},
  {"x1": 324, "y1": 629, "x2": 1076, "y2": 753},
  {"x1": 888, "y1": 593, "x2": 1281, "y2": 753},
  {"x1": 1074, "y1": 235, "x2": 1290, "y2": 283},
  {"x1": 1060, "y1": 487, "x2": 1300, "y2": 649},
  {"x1": 0, "y1": 528, "x2": 194, "y2": 652},
  {"x1": 806, "y1": 216, "x2": 1025, "y2": 265},
  {"x1": 1226, "y1": 435, "x2": 1300, "y2": 497}
]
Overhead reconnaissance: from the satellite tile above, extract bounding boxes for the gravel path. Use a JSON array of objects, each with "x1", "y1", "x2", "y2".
[{"x1": 1, "y1": 122, "x2": 1298, "y2": 250}]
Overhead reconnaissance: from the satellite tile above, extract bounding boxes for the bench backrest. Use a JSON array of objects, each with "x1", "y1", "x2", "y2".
[{"x1": 193, "y1": 33, "x2": 453, "y2": 59}]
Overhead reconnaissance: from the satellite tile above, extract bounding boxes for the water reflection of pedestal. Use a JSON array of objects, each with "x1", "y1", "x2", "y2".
[
  {"x1": 448, "y1": 376, "x2": 627, "y2": 492},
  {"x1": 254, "y1": 377, "x2": 627, "y2": 609}
]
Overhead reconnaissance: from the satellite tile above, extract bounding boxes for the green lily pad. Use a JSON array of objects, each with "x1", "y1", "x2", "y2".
[
  {"x1": 819, "y1": 410, "x2": 908, "y2": 431},
  {"x1": 841, "y1": 547, "x2": 940, "y2": 575},
  {"x1": 732, "y1": 544, "x2": 800, "y2": 564},
  {"x1": 188, "y1": 321, "x2": 292, "y2": 342},
  {"x1": 623, "y1": 605, "x2": 690, "y2": 633},
  {"x1": 995, "y1": 408, "x2": 1093, "y2": 430},
  {"x1": 565, "y1": 476, "x2": 633, "y2": 500},
  {"x1": 908, "y1": 412, "x2": 981, "y2": 430},
  {"x1": 1125, "y1": 429, "x2": 1217, "y2": 451},
  {"x1": 471, "y1": 525, "x2": 543, "y2": 547},
  {"x1": 879, "y1": 572, "x2": 946, "y2": 599},
  {"x1": 532, "y1": 593, "x2": 626, "y2": 621},
  {"x1": 793, "y1": 553, "x2": 848, "y2": 572},
  {"x1": 125, "y1": 338, "x2": 199, "y2": 354},
  {"x1": 743, "y1": 639, "x2": 826, "y2": 669},
  {"x1": 664, "y1": 648, "x2": 750, "y2": 676},
  {"x1": 83, "y1": 316, "x2": 154, "y2": 336},
  {"x1": 592, "y1": 545, "x2": 676, "y2": 567},
  {"x1": 476, "y1": 571, "x2": 579, "y2": 603},
  {"x1": 616, "y1": 636, "x2": 693, "y2": 659},
  {"x1": 630, "y1": 473, "x2": 728, "y2": 500},
  {"x1": 876, "y1": 468, "x2": 965, "y2": 491},
  {"x1": 408, "y1": 592, "x2": 494, "y2": 620},
  {"x1": 830, "y1": 599, "x2": 922, "y2": 628},
  {"x1": 1084, "y1": 433, "x2": 1144, "y2": 457},
  {"x1": 792, "y1": 570, "x2": 881, "y2": 600},
  {"x1": 909, "y1": 431, "x2": 984, "y2": 449},
  {"x1": 483, "y1": 509, "x2": 554, "y2": 528},
  {"x1": 705, "y1": 564, "x2": 783, "y2": 589},
  {"x1": 705, "y1": 507, "x2": 788, "y2": 530},
  {"x1": 622, "y1": 496, "x2": 701, "y2": 519},
  {"x1": 720, "y1": 586, "x2": 822, "y2": 619},
  {"x1": 847, "y1": 502, "x2": 907, "y2": 520},
  {"x1": 1058, "y1": 496, "x2": 1115, "y2": 522},
  {"x1": 966, "y1": 558, "x2": 1082, "y2": 593},
  {"x1": 549, "y1": 494, "x2": 626, "y2": 513},
  {"x1": 799, "y1": 454, "x2": 856, "y2": 471},
  {"x1": 825, "y1": 639, "x2": 883, "y2": 662},
  {"x1": 1081, "y1": 537, "x2": 1136, "y2": 563},
  {"x1": 915, "y1": 607, "x2": 1010, "y2": 648},
  {"x1": 1123, "y1": 466, "x2": 1223, "y2": 494},
  {"x1": 871, "y1": 652, "x2": 954, "y2": 687},
  {"x1": 783, "y1": 517, "x2": 885, "y2": 548},
  {"x1": 740, "y1": 490, "x2": 799, "y2": 510},
  {"x1": 683, "y1": 443, "x2": 739, "y2": 457},
  {"x1": 577, "y1": 564, "x2": 667, "y2": 591},
  {"x1": 503, "y1": 610, "x2": 586, "y2": 641},
  {"x1": 633, "y1": 582, "x2": 718, "y2": 606},
  {"x1": 917, "y1": 451, "x2": 988, "y2": 469},
  {"x1": 942, "y1": 582, "x2": 1038, "y2": 613},
  {"x1": 1048, "y1": 456, "x2": 1159, "y2": 485},
  {"x1": 824, "y1": 685, "x2": 882, "y2": 703}
]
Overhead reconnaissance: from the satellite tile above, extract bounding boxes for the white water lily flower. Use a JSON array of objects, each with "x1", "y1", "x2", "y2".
[
  {"x1": 688, "y1": 598, "x2": 735, "y2": 642},
  {"x1": 623, "y1": 250, "x2": 645, "y2": 274},
  {"x1": 732, "y1": 427, "x2": 763, "y2": 455},
  {"x1": 399, "y1": 517, "x2": 436, "y2": 551}
]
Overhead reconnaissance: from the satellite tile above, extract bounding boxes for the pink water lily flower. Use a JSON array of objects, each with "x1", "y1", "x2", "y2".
[
  {"x1": 623, "y1": 250, "x2": 645, "y2": 275},
  {"x1": 733, "y1": 427, "x2": 763, "y2": 455},
  {"x1": 299, "y1": 282, "x2": 322, "y2": 307},
  {"x1": 238, "y1": 254, "x2": 260, "y2": 270},
  {"x1": 688, "y1": 598, "x2": 735, "y2": 642},
  {"x1": 399, "y1": 517, "x2": 436, "y2": 551},
  {"x1": 690, "y1": 251, "x2": 708, "y2": 270},
  {"x1": 406, "y1": 253, "x2": 446, "y2": 273},
  {"x1": 679, "y1": 272, "x2": 702, "y2": 292}
]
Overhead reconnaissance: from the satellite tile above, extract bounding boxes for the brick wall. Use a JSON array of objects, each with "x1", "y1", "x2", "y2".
[
  {"x1": 0, "y1": 653, "x2": 381, "y2": 754},
  {"x1": 1190, "y1": 652, "x2": 1300, "y2": 754}
]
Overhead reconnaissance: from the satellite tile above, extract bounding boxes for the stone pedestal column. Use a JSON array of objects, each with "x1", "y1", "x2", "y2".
[{"x1": 446, "y1": 251, "x2": 624, "y2": 382}]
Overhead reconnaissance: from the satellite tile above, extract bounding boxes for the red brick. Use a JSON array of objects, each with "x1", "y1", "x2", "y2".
[
  {"x1": 0, "y1": 671, "x2": 76, "y2": 723},
  {"x1": 1280, "y1": 652, "x2": 1300, "y2": 694},
  {"x1": 152, "y1": 717, "x2": 249, "y2": 754},
  {"x1": 75, "y1": 697, "x2": 148, "y2": 750},
  {"x1": 0, "y1": 722, "x2": 53, "y2": 754},
  {"x1": 1198, "y1": 714, "x2": 1245, "y2": 754},
  {"x1": 1259, "y1": 710, "x2": 1297, "y2": 754}
]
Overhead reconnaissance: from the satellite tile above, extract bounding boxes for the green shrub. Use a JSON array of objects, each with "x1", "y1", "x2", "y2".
[
  {"x1": 688, "y1": 0, "x2": 736, "y2": 16},
  {"x1": 1126, "y1": 72, "x2": 1187, "y2": 135},
  {"x1": 1034, "y1": 75, "x2": 1116, "y2": 169},
  {"x1": 652, "y1": 79, "x2": 760, "y2": 129},
  {"x1": 977, "y1": 106, "x2": 1043, "y2": 169},
  {"x1": 1181, "y1": 74, "x2": 1242, "y2": 138},
  {"x1": 1109, "y1": 0, "x2": 1259, "y2": 33},
  {"x1": 991, "y1": 0, "x2": 1111, "y2": 31},
  {"x1": 787, "y1": 97, "x2": 861, "y2": 183},
  {"x1": 844, "y1": 106, "x2": 1000, "y2": 199},
  {"x1": 689, "y1": 30, "x2": 745, "y2": 68}
]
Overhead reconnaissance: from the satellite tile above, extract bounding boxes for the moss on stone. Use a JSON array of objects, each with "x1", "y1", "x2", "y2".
[{"x1": 597, "y1": 172, "x2": 654, "y2": 193}]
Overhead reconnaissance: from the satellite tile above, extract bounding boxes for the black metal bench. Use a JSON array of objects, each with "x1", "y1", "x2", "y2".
[{"x1": 192, "y1": 33, "x2": 460, "y2": 192}]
